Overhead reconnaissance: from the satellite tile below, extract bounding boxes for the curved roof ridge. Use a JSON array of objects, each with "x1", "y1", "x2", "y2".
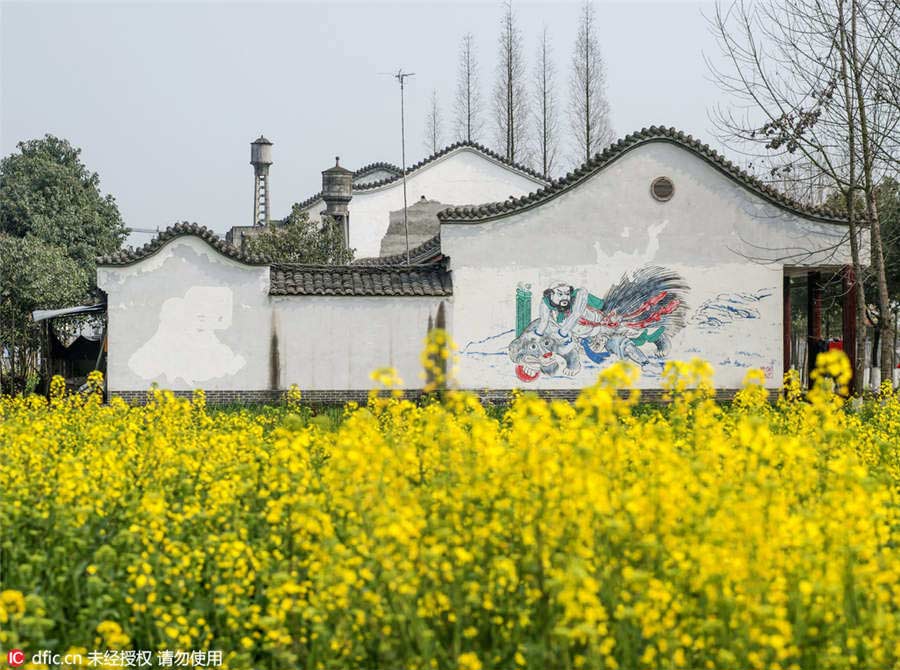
[
  {"x1": 96, "y1": 222, "x2": 271, "y2": 266},
  {"x1": 352, "y1": 141, "x2": 548, "y2": 192},
  {"x1": 437, "y1": 126, "x2": 850, "y2": 225},
  {"x1": 290, "y1": 142, "x2": 549, "y2": 214},
  {"x1": 353, "y1": 161, "x2": 402, "y2": 180},
  {"x1": 351, "y1": 234, "x2": 442, "y2": 266},
  {"x1": 295, "y1": 191, "x2": 324, "y2": 212}
]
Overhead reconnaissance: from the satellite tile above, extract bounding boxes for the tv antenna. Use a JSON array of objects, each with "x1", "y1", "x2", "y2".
[{"x1": 380, "y1": 69, "x2": 415, "y2": 264}]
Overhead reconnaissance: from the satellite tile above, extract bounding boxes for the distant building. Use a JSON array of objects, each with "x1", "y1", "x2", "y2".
[
  {"x1": 98, "y1": 128, "x2": 863, "y2": 403},
  {"x1": 227, "y1": 141, "x2": 549, "y2": 259},
  {"x1": 379, "y1": 196, "x2": 447, "y2": 258}
]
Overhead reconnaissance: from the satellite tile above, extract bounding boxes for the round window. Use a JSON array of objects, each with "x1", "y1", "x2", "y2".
[{"x1": 651, "y1": 176, "x2": 674, "y2": 202}]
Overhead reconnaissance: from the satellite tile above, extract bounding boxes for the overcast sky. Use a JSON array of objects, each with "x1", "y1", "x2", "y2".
[{"x1": 2, "y1": 1, "x2": 730, "y2": 242}]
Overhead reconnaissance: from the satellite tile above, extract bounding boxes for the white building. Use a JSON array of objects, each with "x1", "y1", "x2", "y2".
[
  {"x1": 97, "y1": 128, "x2": 861, "y2": 403},
  {"x1": 288, "y1": 142, "x2": 548, "y2": 259}
]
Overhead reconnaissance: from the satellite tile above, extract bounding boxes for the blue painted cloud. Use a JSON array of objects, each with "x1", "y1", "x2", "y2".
[
  {"x1": 691, "y1": 288, "x2": 775, "y2": 329},
  {"x1": 462, "y1": 329, "x2": 515, "y2": 356}
]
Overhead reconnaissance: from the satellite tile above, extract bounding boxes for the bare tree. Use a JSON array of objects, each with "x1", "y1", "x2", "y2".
[
  {"x1": 493, "y1": 0, "x2": 530, "y2": 163},
  {"x1": 707, "y1": 0, "x2": 900, "y2": 385},
  {"x1": 855, "y1": 0, "x2": 900, "y2": 172},
  {"x1": 454, "y1": 33, "x2": 483, "y2": 142},
  {"x1": 533, "y1": 25, "x2": 560, "y2": 178},
  {"x1": 569, "y1": 0, "x2": 613, "y2": 166},
  {"x1": 423, "y1": 89, "x2": 443, "y2": 154}
]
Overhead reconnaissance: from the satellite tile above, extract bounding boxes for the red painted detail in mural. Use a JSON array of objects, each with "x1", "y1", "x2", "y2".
[
  {"x1": 577, "y1": 294, "x2": 681, "y2": 330},
  {"x1": 515, "y1": 365, "x2": 540, "y2": 382},
  {"x1": 628, "y1": 298, "x2": 680, "y2": 329},
  {"x1": 622, "y1": 291, "x2": 669, "y2": 319},
  {"x1": 579, "y1": 316, "x2": 615, "y2": 327}
]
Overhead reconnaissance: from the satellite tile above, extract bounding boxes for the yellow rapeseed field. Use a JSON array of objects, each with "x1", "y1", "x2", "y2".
[{"x1": 2, "y1": 350, "x2": 900, "y2": 670}]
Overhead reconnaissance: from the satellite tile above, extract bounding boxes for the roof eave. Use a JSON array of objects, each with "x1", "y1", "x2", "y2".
[
  {"x1": 438, "y1": 130, "x2": 850, "y2": 226},
  {"x1": 96, "y1": 223, "x2": 272, "y2": 267}
]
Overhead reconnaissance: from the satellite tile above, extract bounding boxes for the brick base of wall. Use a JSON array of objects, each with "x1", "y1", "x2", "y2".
[{"x1": 110, "y1": 387, "x2": 777, "y2": 406}]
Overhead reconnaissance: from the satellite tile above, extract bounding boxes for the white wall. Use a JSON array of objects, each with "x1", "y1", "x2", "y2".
[
  {"x1": 273, "y1": 296, "x2": 450, "y2": 389},
  {"x1": 443, "y1": 141, "x2": 856, "y2": 390},
  {"x1": 98, "y1": 236, "x2": 451, "y2": 392},
  {"x1": 99, "y1": 142, "x2": 858, "y2": 395},
  {"x1": 302, "y1": 147, "x2": 546, "y2": 258},
  {"x1": 98, "y1": 236, "x2": 272, "y2": 392}
]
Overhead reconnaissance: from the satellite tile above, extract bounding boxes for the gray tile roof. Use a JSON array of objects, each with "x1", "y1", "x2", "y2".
[
  {"x1": 353, "y1": 234, "x2": 443, "y2": 266},
  {"x1": 270, "y1": 261, "x2": 452, "y2": 296},
  {"x1": 98, "y1": 224, "x2": 452, "y2": 297},
  {"x1": 438, "y1": 126, "x2": 851, "y2": 225},
  {"x1": 353, "y1": 161, "x2": 402, "y2": 181},
  {"x1": 292, "y1": 141, "x2": 550, "y2": 215},
  {"x1": 96, "y1": 222, "x2": 271, "y2": 266},
  {"x1": 350, "y1": 141, "x2": 548, "y2": 191}
]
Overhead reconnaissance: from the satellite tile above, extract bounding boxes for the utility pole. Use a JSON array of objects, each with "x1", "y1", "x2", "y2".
[{"x1": 389, "y1": 69, "x2": 415, "y2": 264}]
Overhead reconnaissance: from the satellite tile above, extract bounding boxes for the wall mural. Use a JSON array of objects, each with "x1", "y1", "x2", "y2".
[
  {"x1": 508, "y1": 266, "x2": 689, "y2": 382},
  {"x1": 690, "y1": 288, "x2": 774, "y2": 329}
]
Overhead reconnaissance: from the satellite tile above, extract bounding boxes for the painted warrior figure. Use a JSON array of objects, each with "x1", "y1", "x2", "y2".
[
  {"x1": 533, "y1": 283, "x2": 606, "y2": 375},
  {"x1": 509, "y1": 267, "x2": 689, "y2": 381}
]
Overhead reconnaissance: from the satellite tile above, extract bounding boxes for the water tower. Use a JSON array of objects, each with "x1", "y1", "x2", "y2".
[
  {"x1": 321, "y1": 156, "x2": 353, "y2": 249},
  {"x1": 250, "y1": 136, "x2": 273, "y2": 226}
]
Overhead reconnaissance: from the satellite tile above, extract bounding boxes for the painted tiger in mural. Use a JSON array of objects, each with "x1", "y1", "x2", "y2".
[{"x1": 508, "y1": 266, "x2": 689, "y2": 382}]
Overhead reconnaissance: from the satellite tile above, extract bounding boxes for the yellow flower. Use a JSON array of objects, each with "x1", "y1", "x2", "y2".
[
  {"x1": 2, "y1": 346, "x2": 900, "y2": 669},
  {"x1": 457, "y1": 652, "x2": 482, "y2": 670},
  {"x1": 0, "y1": 590, "x2": 25, "y2": 615}
]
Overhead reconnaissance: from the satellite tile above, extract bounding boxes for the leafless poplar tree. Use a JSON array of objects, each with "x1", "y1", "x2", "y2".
[
  {"x1": 454, "y1": 33, "x2": 483, "y2": 143},
  {"x1": 493, "y1": 0, "x2": 530, "y2": 163},
  {"x1": 569, "y1": 0, "x2": 613, "y2": 166},
  {"x1": 423, "y1": 89, "x2": 443, "y2": 154},
  {"x1": 708, "y1": 0, "x2": 900, "y2": 384},
  {"x1": 533, "y1": 26, "x2": 559, "y2": 178}
]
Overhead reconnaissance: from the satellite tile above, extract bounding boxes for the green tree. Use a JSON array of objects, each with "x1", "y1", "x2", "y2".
[
  {"x1": 877, "y1": 178, "x2": 900, "y2": 300},
  {"x1": 1, "y1": 135, "x2": 126, "y2": 267},
  {"x1": 825, "y1": 178, "x2": 900, "y2": 296},
  {"x1": 0, "y1": 135, "x2": 125, "y2": 391},
  {"x1": 0, "y1": 235, "x2": 91, "y2": 390},
  {"x1": 244, "y1": 206, "x2": 354, "y2": 264},
  {"x1": 824, "y1": 177, "x2": 900, "y2": 367}
]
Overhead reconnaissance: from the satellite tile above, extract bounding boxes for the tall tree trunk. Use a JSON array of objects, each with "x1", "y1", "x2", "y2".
[
  {"x1": 837, "y1": 0, "x2": 869, "y2": 388},
  {"x1": 849, "y1": 0, "x2": 892, "y2": 383}
]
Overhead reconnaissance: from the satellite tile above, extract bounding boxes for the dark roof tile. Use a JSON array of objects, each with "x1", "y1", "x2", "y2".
[
  {"x1": 351, "y1": 234, "x2": 443, "y2": 266},
  {"x1": 270, "y1": 261, "x2": 451, "y2": 297},
  {"x1": 291, "y1": 142, "x2": 549, "y2": 214},
  {"x1": 96, "y1": 222, "x2": 271, "y2": 266},
  {"x1": 437, "y1": 127, "x2": 851, "y2": 225},
  {"x1": 353, "y1": 161, "x2": 403, "y2": 181}
]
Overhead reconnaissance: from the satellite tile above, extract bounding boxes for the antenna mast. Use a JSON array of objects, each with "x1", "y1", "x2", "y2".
[{"x1": 392, "y1": 69, "x2": 415, "y2": 264}]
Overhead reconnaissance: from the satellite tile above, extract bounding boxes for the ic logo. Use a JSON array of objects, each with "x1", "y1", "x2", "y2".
[{"x1": 6, "y1": 649, "x2": 25, "y2": 667}]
